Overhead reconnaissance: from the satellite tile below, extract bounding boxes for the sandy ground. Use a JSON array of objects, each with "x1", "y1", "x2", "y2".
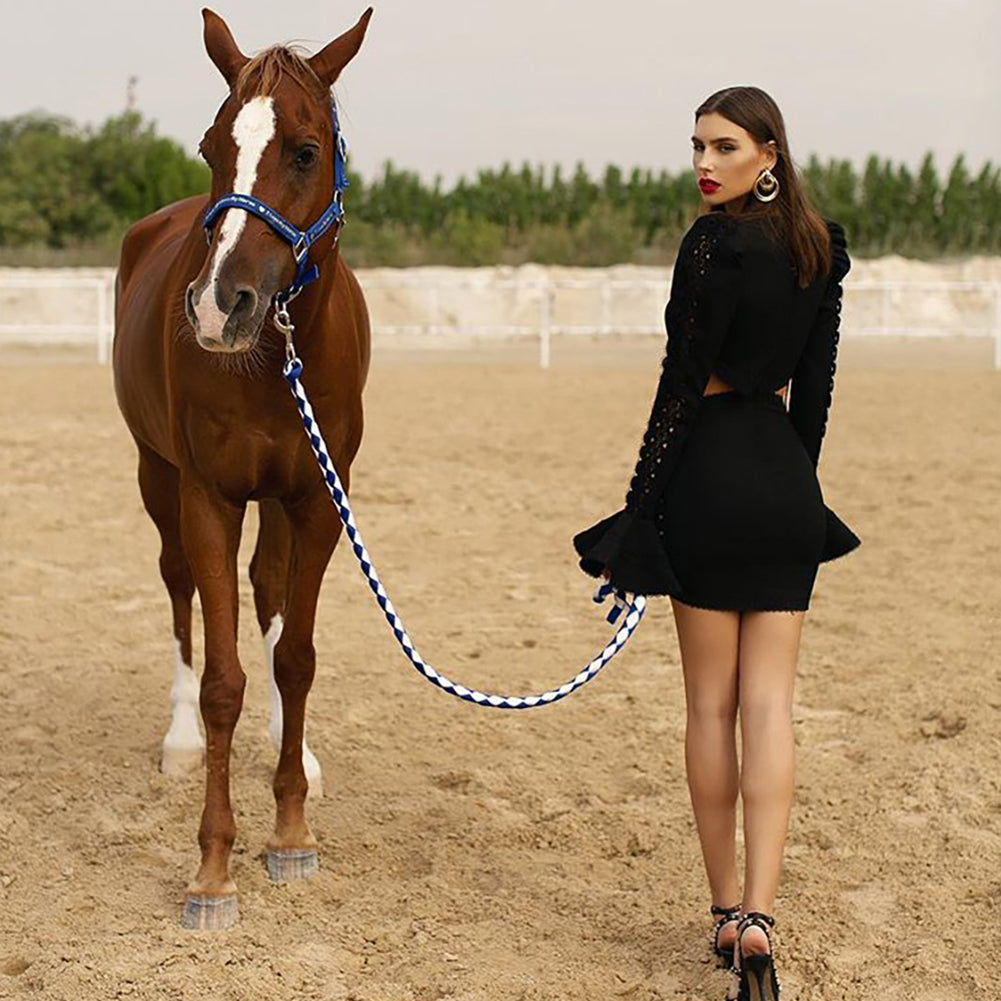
[{"x1": 1, "y1": 344, "x2": 999, "y2": 1001}]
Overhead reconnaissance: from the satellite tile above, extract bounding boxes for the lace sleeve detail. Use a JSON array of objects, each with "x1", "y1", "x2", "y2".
[
  {"x1": 789, "y1": 220, "x2": 851, "y2": 469},
  {"x1": 624, "y1": 213, "x2": 743, "y2": 518}
]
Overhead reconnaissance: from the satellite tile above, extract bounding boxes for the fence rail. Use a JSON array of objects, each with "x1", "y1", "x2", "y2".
[
  {"x1": 0, "y1": 274, "x2": 115, "y2": 363},
  {"x1": 0, "y1": 270, "x2": 998, "y2": 369}
]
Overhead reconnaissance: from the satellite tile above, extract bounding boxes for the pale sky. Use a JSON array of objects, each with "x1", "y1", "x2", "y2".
[{"x1": 3, "y1": 0, "x2": 999, "y2": 185}]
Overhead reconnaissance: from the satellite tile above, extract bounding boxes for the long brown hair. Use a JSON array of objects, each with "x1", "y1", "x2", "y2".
[{"x1": 694, "y1": 86, "x2": 831, "y2": 288}]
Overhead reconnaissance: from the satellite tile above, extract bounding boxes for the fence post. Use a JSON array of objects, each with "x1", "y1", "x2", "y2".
[
  {"x1": 539, "y1": 283, "x2": 552, "y2": 370},
  {"x1": 428, "y1": 284, "x2": 440, "y2": 337},
  {"x1": 994, "y1": 283, "x2": 1001, "y2": 371},
  {"x1": 97, "y1": 280, "x2": 109, "y2": 365},
  {"x1": 600, "y1": 280, "x2": 611, "y2": 336}
]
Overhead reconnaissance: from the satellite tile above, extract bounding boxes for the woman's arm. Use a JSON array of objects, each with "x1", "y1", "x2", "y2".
[
  {"x1": 624, "y1": 212, "x2": 744, "y2": 517},
  {"x1": 573, "y1": 212, "x2": 743, "y2": 594},
  {"x1": 788, "y1": 220, "x2": 851, "y2": 469}
]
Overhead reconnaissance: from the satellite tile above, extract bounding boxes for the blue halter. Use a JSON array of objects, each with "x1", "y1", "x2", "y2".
[{"x1": 202, "y1": 97, "x2": 349, "y2": 313}]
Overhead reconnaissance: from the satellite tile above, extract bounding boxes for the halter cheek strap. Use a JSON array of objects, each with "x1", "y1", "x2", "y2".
[{"x1": 201, "y1": 98, "x2": 350, "y2": 311}]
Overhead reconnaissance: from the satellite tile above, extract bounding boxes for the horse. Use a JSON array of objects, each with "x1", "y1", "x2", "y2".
[{"x1": 112, "y1": 7, "x2": 373, "y2": 929}]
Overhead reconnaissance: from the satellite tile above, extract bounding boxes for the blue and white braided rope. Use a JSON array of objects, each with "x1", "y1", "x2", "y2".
[{"x1": 282, "y1": 356, "x2": 647, "y2": 709}]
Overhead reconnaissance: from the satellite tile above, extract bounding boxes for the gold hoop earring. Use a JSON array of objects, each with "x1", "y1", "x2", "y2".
[{"x1": 754, "y1": 168, "x2": 779, "y2": 202}]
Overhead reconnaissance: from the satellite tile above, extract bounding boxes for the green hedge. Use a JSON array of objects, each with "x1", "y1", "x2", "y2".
[{"x1": 1, "y1": 111, "x2": 997, "y2": 266}]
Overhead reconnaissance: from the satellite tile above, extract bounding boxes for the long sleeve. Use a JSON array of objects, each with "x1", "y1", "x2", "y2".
[
  {"x1": 573, "y1": 212, "x2": 743, "y2": 595},
  {"x1": 789, "y1": 220, "x2": 851, "y2": 469},
  {"x1": 624, "y1": 213, "x2": 743, "y2": 517}
]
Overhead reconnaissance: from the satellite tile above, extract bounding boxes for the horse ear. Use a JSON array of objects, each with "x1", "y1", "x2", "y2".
[
  {"x1": 202, "y1": 8, "x2": 248, "y2": 87},
  {"x1": 308, "y1": 8, "x2": 374, "y2": 86}
]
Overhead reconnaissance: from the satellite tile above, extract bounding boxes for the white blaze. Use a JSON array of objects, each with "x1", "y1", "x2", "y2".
[{"x1": 194, "y1": 95, "x2": 276, "y2": 341}]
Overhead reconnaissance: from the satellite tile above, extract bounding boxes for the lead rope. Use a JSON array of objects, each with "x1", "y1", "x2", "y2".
[{"x1": 276, "y1": 319, "x2": 647, "y2": 709}]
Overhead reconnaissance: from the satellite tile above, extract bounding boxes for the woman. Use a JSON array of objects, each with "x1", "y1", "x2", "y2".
[{"x1": 573, "y1": 86, "x2": 860, "y2": 1001}]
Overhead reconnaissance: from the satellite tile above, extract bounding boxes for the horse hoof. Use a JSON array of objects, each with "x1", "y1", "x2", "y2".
[
  {"x1": 161, "y1": 745, "x2": 204, "y2": 777},
  {"x1": 181, "y1": 894, "x2": 239, "y2": 930},
  {"x1": 266, "y1": 848, "x2": 319, "y2": 882}
]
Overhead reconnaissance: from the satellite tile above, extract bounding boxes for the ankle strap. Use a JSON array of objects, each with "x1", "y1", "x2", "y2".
[
  {"x1": 737, "y1": 910, "x2": 776, "y2": 933},
  {"x1": 710, "y1": 902, "x2": 742, "y2": 918}
]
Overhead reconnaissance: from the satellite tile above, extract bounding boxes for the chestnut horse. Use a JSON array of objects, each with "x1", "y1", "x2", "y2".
[{"x1": 113, "y1": 8, "x2": 372, "y2": 928}]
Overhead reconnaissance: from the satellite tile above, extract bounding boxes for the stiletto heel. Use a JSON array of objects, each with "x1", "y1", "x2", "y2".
[
  {"x1": 710, "y1": 902, "x2": 742, "y2": 969},
  {"x1": 733, "y1": 911, "x2": 780, "y2": 1001}
]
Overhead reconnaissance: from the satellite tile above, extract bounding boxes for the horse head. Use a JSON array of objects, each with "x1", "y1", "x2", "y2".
[{"x1": 186, "y1": 7, "x2": 373, "y2": 353}]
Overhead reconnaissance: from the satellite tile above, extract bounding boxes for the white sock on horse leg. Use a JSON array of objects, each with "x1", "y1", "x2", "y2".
[
  {"x1": 161, "y1": 640, "x2": 205, "y2": 776},
  {"x1": 264, "y1": 613, "x2": 323, "y2": 798},
  {"x1": 265, "y1": 613, "x2": 285, "y2": 752},
  {"x1": 301, "y1": 724, "x2": 323, "y2": 799}
]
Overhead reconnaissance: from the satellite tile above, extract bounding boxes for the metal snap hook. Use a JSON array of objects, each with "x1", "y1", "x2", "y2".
[{"x1": 273, "y1": 301, "x2": 296, "y2": 360}]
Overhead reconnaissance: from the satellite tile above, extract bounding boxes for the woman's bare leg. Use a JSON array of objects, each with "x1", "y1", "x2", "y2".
[
  {"x1": 671, "y1": 597, "x2": 742, "y2": 945},
  {"x1": 736, "y1": 609, "x2": 805, "y2": 957}
]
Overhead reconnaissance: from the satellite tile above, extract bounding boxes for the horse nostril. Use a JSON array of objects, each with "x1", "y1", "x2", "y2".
[
  {"x1": 185, "y1": 285, "x2": 198, "y2": 323},
  {"x1": 232, "y1": 287, "x2": 258, "y2": 322}
]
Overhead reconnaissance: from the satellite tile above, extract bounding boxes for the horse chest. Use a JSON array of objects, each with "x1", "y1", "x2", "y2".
[{"x1": 177, "y1": 401, "x2": 309, "y2": 499}]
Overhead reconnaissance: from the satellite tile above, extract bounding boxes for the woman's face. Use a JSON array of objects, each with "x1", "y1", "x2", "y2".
[{"x1": 692, "y1": 112, "x2": 777, "y2": 208}]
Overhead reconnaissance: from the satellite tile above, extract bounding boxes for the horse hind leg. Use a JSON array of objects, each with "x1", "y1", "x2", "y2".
[
  {"x1": 137, "y1": 446, "x2": 204, "y2": 777},
  {"x1": 250, "y1": 499, "x2": 324, "y2": 799},
  {"x1": 263, "y1": 491, "x2": 343, "y2": 883}
]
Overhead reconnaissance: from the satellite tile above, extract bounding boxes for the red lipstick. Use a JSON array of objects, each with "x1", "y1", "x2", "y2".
[{"x1": 699, "y1": 178, "x2": 721, "y2": 193}]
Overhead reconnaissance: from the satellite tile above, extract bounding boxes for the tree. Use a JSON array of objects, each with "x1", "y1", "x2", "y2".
[{"x1": 1, "y1": 105, "x2": 995, "y2": 262}]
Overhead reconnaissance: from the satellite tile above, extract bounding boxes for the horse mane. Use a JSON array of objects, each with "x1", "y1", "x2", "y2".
[{"x1": 235, "y1": 45, "x2": 326, "y2": 100}]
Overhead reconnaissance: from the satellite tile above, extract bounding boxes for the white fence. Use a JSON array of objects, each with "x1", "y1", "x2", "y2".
[
  {"x1": 0, "y1": 273, "x2": 115, "y2": 363},
  {"x1": 359, "y1": 275, "x2": 671, "y2": 369},
  {"x1": 1, "y1": 268, "x2": 999, "y2": 369}
]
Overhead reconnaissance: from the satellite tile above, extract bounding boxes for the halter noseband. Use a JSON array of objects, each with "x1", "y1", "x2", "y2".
[{"x1": 201, "y1": 97, "x2": 349, "y2": 313}]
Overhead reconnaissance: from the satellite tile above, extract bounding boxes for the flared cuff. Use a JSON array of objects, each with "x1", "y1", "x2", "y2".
[
  {"x1": 820, "y1": 504, "x2": 861, "y2": 562},
  {"x1": 573, "y1": 508, "x2": 682, "y2": 596}
]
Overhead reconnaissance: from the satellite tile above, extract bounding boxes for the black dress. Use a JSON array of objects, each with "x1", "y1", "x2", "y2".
[{"x1": 573, "y1": 210, "x2": 860, "y2": 611}]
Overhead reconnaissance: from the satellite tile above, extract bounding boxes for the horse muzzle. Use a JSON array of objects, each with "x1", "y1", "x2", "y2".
[{"x1": 186, "y1": 279, "x2": 265, "y2": 353}]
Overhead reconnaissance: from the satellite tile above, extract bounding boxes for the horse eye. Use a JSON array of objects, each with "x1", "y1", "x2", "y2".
[{"x1": 295, "y1": 146, "x2": 318, "y2": 169}]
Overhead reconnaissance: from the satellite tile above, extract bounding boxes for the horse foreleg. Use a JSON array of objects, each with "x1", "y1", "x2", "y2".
[
  {"x1": 250, "y1": 499, "x2": 323, "y2": 798},
  {"x1": 137, "y1": 446, "x2": 203, "y2": 776},
  {"x1": 178, "y1": 481, "x2": 246, "y2": 930},
  {"x1": 265, "y1": 490, "x2": 342, "y2": 881}
]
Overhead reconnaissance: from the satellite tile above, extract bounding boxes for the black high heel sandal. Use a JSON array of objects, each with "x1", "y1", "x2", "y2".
[
  {"x1": 733, "y1": 911, "x2": 780, "y2": 1001},
  {"x1": 710, "y1": 902, "x2": 742, "y2": 969}
]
